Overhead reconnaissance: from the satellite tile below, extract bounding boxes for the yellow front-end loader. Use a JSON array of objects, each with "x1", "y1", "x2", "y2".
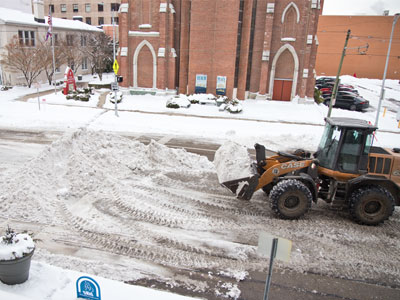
[{"x1": 216, "y1": 117, "x2": 400, "y2": 225}]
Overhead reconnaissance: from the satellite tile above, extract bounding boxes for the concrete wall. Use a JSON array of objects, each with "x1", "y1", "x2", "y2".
[{"x1": 316, "y1": 15, "x2": 400, "y2": 80}]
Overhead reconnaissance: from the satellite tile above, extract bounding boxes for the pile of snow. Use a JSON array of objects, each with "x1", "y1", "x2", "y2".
[
  {"x1": 213, "y1": 141, "x2": 253, "y2": 183},
  {"x1": 0, "y1": 129, "x2": 214, "y2": 224}
]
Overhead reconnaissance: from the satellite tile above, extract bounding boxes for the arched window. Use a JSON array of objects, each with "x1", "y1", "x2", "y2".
[
  {"x1": 283, "y1": 7, "x2": 297, "y2": 38},
  {"x1": 133, "y1": 40, "x2": 157, "y2": 88},
  {"x1": 281, "y1": 2, "x2": 300, "y2": 38}
]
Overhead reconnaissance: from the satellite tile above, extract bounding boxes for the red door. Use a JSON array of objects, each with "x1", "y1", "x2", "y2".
[{"x1": 273, "y1": 80, "x2": 293, "y2": 101}]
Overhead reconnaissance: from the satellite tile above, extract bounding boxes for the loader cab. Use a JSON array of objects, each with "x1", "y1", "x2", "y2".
[{"x1": 316, "y1": 118, "x2": 377, "y2": 174}]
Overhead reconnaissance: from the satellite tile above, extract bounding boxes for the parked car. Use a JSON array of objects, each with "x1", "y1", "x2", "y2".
[
  {"x1": 316, "y1": 77, "x2": 335, "y2": 85},
  {"x1": 323, "y1": 92, "x2": 369, "y2": 111},
  {"x1": 322, "y1": 87, "x2": 359, "y2": 98}
]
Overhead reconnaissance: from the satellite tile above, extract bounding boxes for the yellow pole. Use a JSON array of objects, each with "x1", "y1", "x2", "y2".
[
  {"x1": 383, "y1": 107, "x2": 387, "y2": 117},
  {"x1": 398, "y1": 120, "x2": 400, "y2": 128}
]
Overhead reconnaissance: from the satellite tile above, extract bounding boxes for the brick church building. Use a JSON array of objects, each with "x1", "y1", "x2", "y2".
[{"x1": 118, "y1": 0, "x2": 323, "y2": 100}]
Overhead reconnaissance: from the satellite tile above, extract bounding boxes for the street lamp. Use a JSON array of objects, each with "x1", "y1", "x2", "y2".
[{"x1": 375, "y1": 13, "x2": 400, "y2": 127}]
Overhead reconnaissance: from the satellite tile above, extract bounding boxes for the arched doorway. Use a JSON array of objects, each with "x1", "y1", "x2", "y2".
[
  {"x1": 133, "y1": 40, "x2": 157, "y2": 88},
  {"x1": 269, "y1": 44, "x2": 299, "y2": 101}
]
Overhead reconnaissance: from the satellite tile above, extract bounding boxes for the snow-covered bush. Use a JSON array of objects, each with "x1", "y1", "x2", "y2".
[
  {"x1": 78, "y1": 94, "x2": 90, "y2": 102},
  {"x1": 109, "y1": 91, "x2": 123, "y2": 103},
  {"x1": 314, "y1": 87, "x2": 324, "y2": 104},
  {"x1": 226, "y1": 99, "x2": 243, "y2": 113},
  {"x1": 66, "y1": 89, "x2": 91, "y2": 102},
  {"x1": 0, "y1": 226, "x2": 35, "y2": 261},
  {"x1": 166, "y1": 96, "x2": 191, "y2": 109},
  {"x1": 187, "y1": 93, "x2": 216, "y2": 105},
  {"x1": 218, "y1": 98, "x2": 243, "y2": 113},
  {"x1": 216, "y1": 96, "x2": 228, "y2": 106}
]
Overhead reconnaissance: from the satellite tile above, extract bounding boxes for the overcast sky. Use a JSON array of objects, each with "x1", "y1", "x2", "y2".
[{"x1": 323, "y1": 0, "x2": 400, "y2": 15}]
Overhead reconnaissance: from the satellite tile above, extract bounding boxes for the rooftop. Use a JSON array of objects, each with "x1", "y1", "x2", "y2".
[{"x1": 0, "y1": 7, "x2": 102, "y2": 32}]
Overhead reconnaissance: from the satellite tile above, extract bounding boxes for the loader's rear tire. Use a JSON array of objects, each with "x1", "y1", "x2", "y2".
[
  {"x1": 349, "y1": 186, "x2": 394, "y2": 226},
  {"x1": 269, "y1": 179, "x2": 312, "y2": 220}
]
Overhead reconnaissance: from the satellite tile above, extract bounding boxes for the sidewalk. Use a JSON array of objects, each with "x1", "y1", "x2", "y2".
[{"x1": 2, "y1": 83, "x2": 399, "y2": 152}]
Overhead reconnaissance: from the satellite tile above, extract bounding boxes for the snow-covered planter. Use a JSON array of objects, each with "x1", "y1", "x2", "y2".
[
  {"x1": 0, "y1": 226, "x2": 35, "y2": 285},
  {"x1": 166, "y1": 96, "x2": 191, "y2": 109},
  {"x1": 109, "y1": 91, "x2": 123, "y2": 103}
]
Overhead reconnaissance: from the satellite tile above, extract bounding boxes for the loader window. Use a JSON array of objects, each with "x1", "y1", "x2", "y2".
[
  {"x1": 318, "y1": 124, "x2": 342, "y2": 169},
  {"x1": 337, "y1": 129, "x2": 362, "y2": 173}
]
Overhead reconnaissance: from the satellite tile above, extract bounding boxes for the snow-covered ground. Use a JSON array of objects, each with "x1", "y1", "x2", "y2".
[
  {"x1": 1, "y1": 74, "x2": 399, "y2": 152},
  {"x1": 0, "y1": 74, "x2": 399, "y2": 299},
  {"x1": 0, "y1": 261, "x2": 196, "y2": 300}
]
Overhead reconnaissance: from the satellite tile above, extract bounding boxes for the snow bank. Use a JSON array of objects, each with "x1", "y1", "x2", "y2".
[{"x1": 0, "y1": 129, "x2": 214, "y2": 224}]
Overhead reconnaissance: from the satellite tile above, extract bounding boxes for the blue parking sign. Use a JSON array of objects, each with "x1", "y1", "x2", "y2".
[{"x1": 76, "y1": 276, "x2": 101, "y2": 300}]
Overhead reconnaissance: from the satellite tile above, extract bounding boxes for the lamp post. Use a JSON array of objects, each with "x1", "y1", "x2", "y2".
[{"x1": 375, "y1": 13, "x2": 400, "y2": 127}]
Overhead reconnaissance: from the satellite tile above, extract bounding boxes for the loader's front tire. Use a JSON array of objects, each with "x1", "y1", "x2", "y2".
[
  {"x1": 269, "y1": 179, "x2": 312, "y2": 220},
  {"x1": 349, "y1": 186, "x2": 394, "y2": 226}
]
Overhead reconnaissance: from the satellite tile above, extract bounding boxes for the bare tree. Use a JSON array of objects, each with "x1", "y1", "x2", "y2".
[
  {"x1": 1, "y1": 37, "x2": 43, "y2": 88},
  {"x1": 60, "y1": 34, "x2": 84, "y2": 74},
  {"x1": 39, "y1": 39, "x2": 66, "y2": 85},
  {"x1": 83, "y1": 32, "x2": 113, "y2": 81}
]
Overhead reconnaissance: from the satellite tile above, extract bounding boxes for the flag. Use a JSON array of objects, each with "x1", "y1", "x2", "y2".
[{"x1": 45, "y1": 10, "x2": 52, "y2": 41}]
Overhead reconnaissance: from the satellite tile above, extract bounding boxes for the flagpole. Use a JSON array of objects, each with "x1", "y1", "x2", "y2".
[{"x1": 49, "y1": 9, "x2": 57, "y2": 94}]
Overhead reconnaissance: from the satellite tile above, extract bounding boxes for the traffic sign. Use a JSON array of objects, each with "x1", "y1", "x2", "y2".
[
  {"x1": 113, "y1": 60, "x2": 119, "y2": 75},
  {"x1": 111, "y1": 82, "x2": 119, "y2": 91},
  {"x1": 257, "y1": 232, "x2": 292, "y2": 262}
]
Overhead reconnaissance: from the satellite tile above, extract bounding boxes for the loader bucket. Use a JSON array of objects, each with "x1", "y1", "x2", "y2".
[
  {"x1": 221, "y1": 174, "x2": 259, "y2": 201},
  {"x1": 214, "y1": 141, "x2": 259, "y2": 200}
]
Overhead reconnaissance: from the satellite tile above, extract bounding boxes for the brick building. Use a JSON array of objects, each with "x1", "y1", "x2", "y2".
[
  {"x1": 43, "y1": 0, "x2": 121, "y2": 26},
  {"x1": 316, "y1": 15, "x2": 400, "y2": 80},
  {"x1": 118, "y1": 0, "x2": 323, "y2": 100}
]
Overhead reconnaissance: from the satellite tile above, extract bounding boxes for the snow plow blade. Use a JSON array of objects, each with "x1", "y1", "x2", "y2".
[{"x1": 221, "y1": 174, "x2": 259, "y2": 201}]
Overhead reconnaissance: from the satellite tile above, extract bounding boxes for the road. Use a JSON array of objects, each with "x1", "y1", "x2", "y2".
[
  {"x1": 0, "y1": 129, "x2": 399, "y2": 300},
  {"x1": 0, "y1": 128, "x2": 272, "y2": 171}
]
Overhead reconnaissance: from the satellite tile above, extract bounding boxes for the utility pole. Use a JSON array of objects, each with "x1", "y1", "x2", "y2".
[
  {"x1": 327, "y1": 29, "x2": 351, "y2": 118},
  {"x1": 48, "y1": 8, "x2": 57, "y2": 95},
  {"x1": 375, "y1": 13, "x2": 400, "y2": 127}
]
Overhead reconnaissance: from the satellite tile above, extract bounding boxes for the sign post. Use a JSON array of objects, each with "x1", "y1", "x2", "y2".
[
  {"x1": 112, "y1": 9, "x2": 119, "y2": 117},
  {"x1": 34, "y1": 82, "x2": 41, "y2": 111},
  {"x1": 263, "y1": 238, "x2": 278, "y2": 300},
  {"x1": 258, "y1": 232, "x2": 292, "y2": 300}
]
